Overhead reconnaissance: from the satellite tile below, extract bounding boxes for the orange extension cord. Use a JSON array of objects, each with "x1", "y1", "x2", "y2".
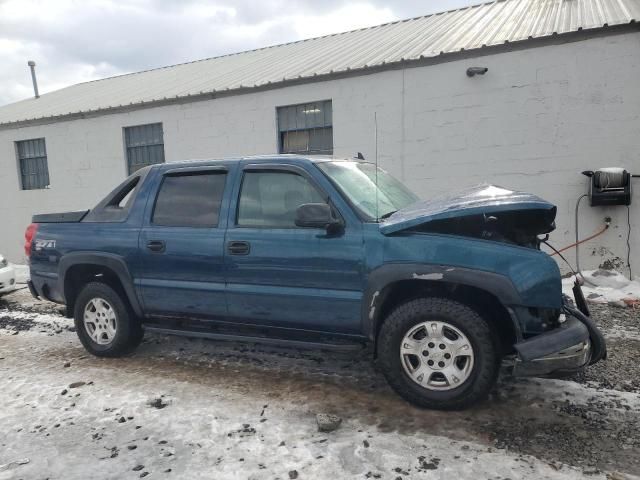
[{"x1": 550, "y1": 224, "x2": 609, "y2": 256}]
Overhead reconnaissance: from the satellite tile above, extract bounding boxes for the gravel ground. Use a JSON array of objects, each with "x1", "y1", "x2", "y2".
[
  {"x1": 1, "y1": 288, "x2": 639, "y2": 479},
  {"x1": 570, "y1": 304, "x2": 640, "y2": 392}
]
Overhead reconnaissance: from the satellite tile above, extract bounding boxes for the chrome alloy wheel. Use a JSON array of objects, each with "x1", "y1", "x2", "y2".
[
  {"x1": 83, "y1": 297, "x2": 117, "y2": 345},
  {"x1": 400, "y1": 321, "x2": 474, "y2": 391}
]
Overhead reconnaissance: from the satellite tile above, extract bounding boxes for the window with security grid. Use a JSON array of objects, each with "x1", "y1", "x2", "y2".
[
  {"x1": 16, "y1": 138, "x2": 50, "y2": 190},
  {"x1": 124, "y1": 123, "x2": 165, "y2": 175},
  {"x1": 277, "y1": 100, "x2": 333, "y2": 155}
]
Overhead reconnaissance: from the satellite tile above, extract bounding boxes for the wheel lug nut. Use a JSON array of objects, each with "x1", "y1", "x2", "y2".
[
  {"x1": 428, "y1": 342, "x2": 435, "y2": 348},
  {"x1": 422, "y1": 350, "x2": 429, "y2": 356},
  {"x1": 439, "y1": 344, "x2": 445, "y2": 350},
  {"x1": 444, "y1": 353, "x2": 451, "y2": 359},
  {"x1": 438, "y1": 361, "x2": 445, "y2": 367},
  {"x1": 427, "y1": 360, "x2": 434, "y2": 366}
]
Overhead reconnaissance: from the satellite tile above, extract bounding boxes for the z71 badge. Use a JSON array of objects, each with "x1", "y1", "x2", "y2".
[{"x1": 35, "y1": 239, "x2": 56, "y2": 250}]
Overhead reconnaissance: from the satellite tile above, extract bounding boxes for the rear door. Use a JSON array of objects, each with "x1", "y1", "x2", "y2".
[
  {"x1": 138, "y1": 165, "x2": 233, "y2": 318},
  {"x1": 224, "y1": 162, "x2": 365, "y2": 334}
]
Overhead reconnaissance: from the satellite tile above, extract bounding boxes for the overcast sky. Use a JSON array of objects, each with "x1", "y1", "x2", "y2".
[{"x1": 0, "y1": 0, "x2": 478, "y2": 107}]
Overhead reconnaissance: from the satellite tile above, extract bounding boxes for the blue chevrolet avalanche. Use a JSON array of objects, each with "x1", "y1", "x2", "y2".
[{"x1": 25, "y1": 155, "x2": 606, "y2": 410}]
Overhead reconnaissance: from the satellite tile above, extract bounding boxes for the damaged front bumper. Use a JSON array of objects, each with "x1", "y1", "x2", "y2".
[{"x1": 511, "y1": 301, "x2": 607, "y2": 378}]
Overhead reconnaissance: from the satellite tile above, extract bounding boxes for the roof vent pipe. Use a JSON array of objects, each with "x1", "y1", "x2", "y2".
[{"x1": 27, "y1": 60, "x2": 40, "y2": 98}]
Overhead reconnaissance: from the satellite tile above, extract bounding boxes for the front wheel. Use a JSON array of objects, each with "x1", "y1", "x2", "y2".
[
  {"x1": 73, "y1": 282, "x2": 143, "y2": 357},
  {"x1": 378, "y1": 297, "x2": 499, "y2": 410}
]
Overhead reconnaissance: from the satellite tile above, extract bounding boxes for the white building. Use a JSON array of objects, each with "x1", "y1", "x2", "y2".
[{"x1": 0, "y1": 0, "x2": 638, "y2": 276}]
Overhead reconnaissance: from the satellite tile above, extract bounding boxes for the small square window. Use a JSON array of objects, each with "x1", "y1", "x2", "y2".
[
  {"x1": 277, "y1": 100, "x2": 333, "y2": 155},
  {"x1": 16, "y1": 138, "x2": 50, "y2": 190},
  {"x1": 124, "y1": 123, "x2": 165, "y2": 175}
]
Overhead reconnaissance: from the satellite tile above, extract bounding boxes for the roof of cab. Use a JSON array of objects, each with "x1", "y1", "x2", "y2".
[{"x1": 148, "y1": 154, "x2": 365, "y2": 172}]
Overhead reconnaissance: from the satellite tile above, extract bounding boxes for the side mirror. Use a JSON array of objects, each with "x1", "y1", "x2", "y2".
[{"x1": 295, "y1": 203, "x2": 342, "y2": 231}]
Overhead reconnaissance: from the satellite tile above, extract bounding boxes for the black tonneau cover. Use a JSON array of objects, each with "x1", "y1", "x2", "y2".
[{"x1": 32, "y1": 210, "x2": 90, "y2": 223}]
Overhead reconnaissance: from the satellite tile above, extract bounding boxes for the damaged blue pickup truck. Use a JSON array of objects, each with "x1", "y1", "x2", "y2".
[{"x1": 25, "y1": 155, "x2": 606, "y2": 409}]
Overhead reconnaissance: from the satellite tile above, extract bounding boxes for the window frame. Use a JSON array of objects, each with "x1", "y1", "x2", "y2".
[
  {"x1": 15, "y1": 137, "x2": 50, "y2": 190},
  {"x1": 276, "y1": 100, "x2": 333, "y2": 156},
  {"x1": 234, "y1": 164, "x2": 342, "y2": 230},
  {"x1": 315, "y1": 163, "x2": 372, "y2": 223},
  {"x1": 123, "y1": 122, "x2": 166, "y2": 175},
  {"x1": 106, "y1": 176, "x2": 140, "y2": 209},
  {"x1": 150, "y1": 166, "x2": 228, "y2": 229},
  {"x1": 83, "y1": 168, "x2": 152, "y2": 223}
]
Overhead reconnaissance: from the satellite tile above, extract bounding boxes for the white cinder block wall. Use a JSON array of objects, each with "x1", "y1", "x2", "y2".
[{"x1": 0, "y1": 32, "x2": 638, "y2": 276}]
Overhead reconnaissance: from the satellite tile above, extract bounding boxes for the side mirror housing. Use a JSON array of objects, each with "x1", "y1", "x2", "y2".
[{"x1": 295, "y1": 203, "x2": 342, "y2": 231}]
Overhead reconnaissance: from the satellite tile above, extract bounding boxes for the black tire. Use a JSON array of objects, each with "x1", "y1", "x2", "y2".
[
  {"x1": 378, "y1": 297, "x2": 499, "y2": 410},
  {"x1": 73, "y1": 282, "x2": 144, "y2": 357}
]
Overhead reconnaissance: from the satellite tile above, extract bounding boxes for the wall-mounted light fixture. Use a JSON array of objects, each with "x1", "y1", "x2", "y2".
[{"x1": 466, "y1": 67, "x2": 488, "y2": 77}]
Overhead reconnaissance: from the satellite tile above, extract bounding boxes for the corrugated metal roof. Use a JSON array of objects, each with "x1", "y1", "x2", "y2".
[{"x1": 1, "y1": 0, "x2": 638, "y2": 127}]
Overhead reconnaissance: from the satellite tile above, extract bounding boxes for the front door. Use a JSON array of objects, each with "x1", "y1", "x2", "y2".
[
  {"x1": 224, "y1": 163, "x2": 364, "y2": 334},
  {"x1": 139, "y1": 165, "x2": 231, "y2": 318}
]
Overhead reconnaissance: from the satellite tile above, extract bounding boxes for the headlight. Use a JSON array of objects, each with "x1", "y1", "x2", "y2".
[{"x1": 0, "y1": 256, "x2": 7, "y2": 268}]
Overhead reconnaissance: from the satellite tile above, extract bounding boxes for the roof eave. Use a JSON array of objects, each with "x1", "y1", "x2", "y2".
[{"x1": 0, "y1": 21, "x2": 637, "y2": 131}]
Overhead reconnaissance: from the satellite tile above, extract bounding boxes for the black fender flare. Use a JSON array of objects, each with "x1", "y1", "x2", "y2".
[
  {"x1": 362, "y1": 263, "x2": 522, "y2": 341},
  {"x1": 58, "y1": 252, "x2": 144, "y2": 317}
]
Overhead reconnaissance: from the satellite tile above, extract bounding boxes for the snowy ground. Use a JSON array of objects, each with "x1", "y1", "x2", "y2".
[
  {"x1": 562, "y1": 269, "x2": 640, "y2": 308},
  {"x1": 1, "y1": 289, "x2": 639, "y2": 480}
]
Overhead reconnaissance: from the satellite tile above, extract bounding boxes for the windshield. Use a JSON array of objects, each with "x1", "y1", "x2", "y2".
[{"x1": 317, "y1": 161, "x2": 419, "y2": 221}]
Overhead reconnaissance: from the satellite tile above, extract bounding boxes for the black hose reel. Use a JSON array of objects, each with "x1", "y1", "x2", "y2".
[{"x1": 582, "y1": 168, "x2": 632, "y2": 206}]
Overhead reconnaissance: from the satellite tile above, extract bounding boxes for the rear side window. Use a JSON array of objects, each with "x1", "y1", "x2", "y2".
[
  {"x1": 107, "y1": 177, "x2": 140, "y2": 209},
  {"x1": 153, "y1": 172, "x2": 226, "y2": 227}
]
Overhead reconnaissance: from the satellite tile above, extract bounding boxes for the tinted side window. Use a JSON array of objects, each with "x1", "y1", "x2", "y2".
[
  {"x1": 237, "y1": 171, "x2": 325, "y2": 228},
  {"x1": 107, "y1": 177, "x2": 140, "y2": 209},
  {"x1": 153, "y1": 172, "x2": 226, "y2": 227}
]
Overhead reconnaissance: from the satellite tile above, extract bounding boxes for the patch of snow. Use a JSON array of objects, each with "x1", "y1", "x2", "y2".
[
  {"x1": 602, "y1": 325, "x2": 640, "y2": 341},
  {"x1": 0, "y1": 458, "x2": 30, "y2": 472},
  {"x1": 517, "y1": 377, "x2": 640, "y2": 411},
  {"x1": 0, "y1": 309, "x2": 72, "y2": 337},
  {"x1": 562, "y1": 269, "x2": 640, "y2": 308},
  {"x1": 1, "y1": 310, "x2": 67, "y2": 327}
]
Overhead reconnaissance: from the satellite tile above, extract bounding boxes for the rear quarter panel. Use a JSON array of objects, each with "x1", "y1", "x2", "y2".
[{"x1": 29, "y1": 168, "x2": 158, "y2": 302}]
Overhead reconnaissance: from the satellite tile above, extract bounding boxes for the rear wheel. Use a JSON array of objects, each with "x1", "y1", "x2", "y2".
[
  {"x1": 378, "y1": 297, "x2": 499, "y2": 410},
  {"x1": 73, "y1": 282, "x2": 143, "y2": 357}
]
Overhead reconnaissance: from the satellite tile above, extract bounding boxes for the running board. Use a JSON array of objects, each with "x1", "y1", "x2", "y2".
[{"x1": 143, "y1": 325, "x2": 365, "y2": 352}]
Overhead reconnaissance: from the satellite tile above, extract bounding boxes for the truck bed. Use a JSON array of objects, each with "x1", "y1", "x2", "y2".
[{"x1": 32, "y1": 210, "x2": 90, "y2": 223}]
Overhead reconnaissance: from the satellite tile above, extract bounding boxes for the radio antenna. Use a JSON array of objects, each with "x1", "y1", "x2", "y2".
[{"x1": 374, "y1": 111, "x2": 379, "y2": 222}]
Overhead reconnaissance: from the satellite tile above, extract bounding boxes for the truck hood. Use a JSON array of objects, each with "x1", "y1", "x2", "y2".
[{"x1": 380, "y1": 184, "x2": 556, "y2": 236}]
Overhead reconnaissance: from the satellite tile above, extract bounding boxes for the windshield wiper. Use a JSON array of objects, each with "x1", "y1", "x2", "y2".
[{"x1": 378, "y1": 210, "x2": 397, "y2": 220}]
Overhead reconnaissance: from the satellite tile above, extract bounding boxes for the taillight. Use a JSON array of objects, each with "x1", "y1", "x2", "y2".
[{"x1": 24, "y1": 223, "x2": 39, "y2": 257}]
